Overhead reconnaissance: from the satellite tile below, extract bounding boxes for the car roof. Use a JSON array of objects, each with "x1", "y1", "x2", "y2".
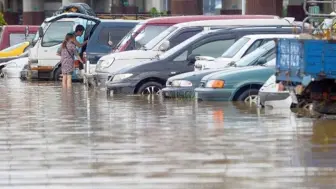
[
  {"x1": 242, "y1": 34, "x2": 299, "y2": 39},
  {"x1": 143, "y1": 15, "x2": 279, "y2": 24},
  {"x1": 172, "y1": 18, "x2": 294, "y2": 28},
  {"x1": 100, "y1": 19, "x2": 139, "y2": 23}
]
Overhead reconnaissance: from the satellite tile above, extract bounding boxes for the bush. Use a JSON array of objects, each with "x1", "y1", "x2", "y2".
[
  {"x1": 0, "y1": 12, "x2": 7, "y2": 26},
  {"x1": 150, "y1": 7, "x2": 158, "y2": 17}
]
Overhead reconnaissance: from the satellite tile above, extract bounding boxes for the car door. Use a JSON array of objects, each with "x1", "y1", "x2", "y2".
[
  {"x1": 37, "y1": 14, "x2": 100, "y2": 68},
  {"x1": 86, "y1": 25, "x2": 134, "y2": 64},
  {"x1": 166, "y1": 34, "x2": 237, "y2": 78}
]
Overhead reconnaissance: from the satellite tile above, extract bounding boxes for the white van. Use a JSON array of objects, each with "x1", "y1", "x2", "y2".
[
  {"x1": 194, "y1": 34, "x2": 300, "y2": 71},
  {"x1": 89, "y1": 18, "x2": 297, "y2": 86},
  {"x1": 28, "y1": 13, "x2": 100, "y2": 80}
]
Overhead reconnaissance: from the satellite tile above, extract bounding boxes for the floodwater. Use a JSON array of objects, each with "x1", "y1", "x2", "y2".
[{"x1": 1, "y1": 79, "x2": 336, "y2": 189}]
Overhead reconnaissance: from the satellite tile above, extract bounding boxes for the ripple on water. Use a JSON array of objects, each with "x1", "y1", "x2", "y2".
[{"x1": 0, "y1": 79, "x2": 336, "y2": 188}]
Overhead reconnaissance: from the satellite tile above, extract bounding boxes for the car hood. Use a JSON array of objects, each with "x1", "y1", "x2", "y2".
[
  {"x1": 99, "y1": 50, "x2": 160, "y2": 61},
  {"x1": 167, "y1": 67, "x2": 238, "y2": 87},
  {"x1": 201, "y1": 66, "x2": 271, "y2": 81},
  {"x1": 194, "y1": 57, "x2": 234, "y2": 70}
]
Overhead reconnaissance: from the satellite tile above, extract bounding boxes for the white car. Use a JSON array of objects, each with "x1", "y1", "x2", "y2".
[
  {"x1": 1, "y1": 57, "x2": 28, "y2": 78},
  {"x1": 258, "y1": 75, "x2": 292, "y2": 108},
  {"x1": 89, "y1": 18, "x2": 297, "y2": 86},
  {"x1": 194, "y1": 34, "x2": 299, "y2": 71}
]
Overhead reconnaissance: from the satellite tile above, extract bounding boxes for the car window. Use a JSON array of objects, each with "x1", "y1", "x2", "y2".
[
  {"x1": 191, "y1": 39, "x2": 236, "y2": 58},
  {"x1": 260, "y1": 39, "x2": 273, "y2": 46},
  {"x1": 169, "y1": 30, "x2": 201, "y2": 49},
  {"x1": 42, "y1": 21, "x2": 74, "y2": 47},
  {"x1": 221, "y1": 37, "x2": 251, "y2": 58},
  {"x1": 243, "y1": 39, "x2": 263, "y2": 56},
  {"x1": 135, "y1": 25, "x2": 170, "y2": 47},
  {"x1": 173, "y1": 50, "x2": 188, "y2": 61},
  {"x1": 98, "y1": 27, "x2": 131, "y2": 46},
  {"x1": 144, "y1": 26, "x2": 177, "y2": 50},
  {"x1": 9, "y1": 33, "x2": 35, "y2": 46}
]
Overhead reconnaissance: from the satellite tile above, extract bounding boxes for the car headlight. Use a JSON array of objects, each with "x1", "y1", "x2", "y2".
[
  {"x1": 5, "y1": 62, "x2": 18, "y2": 68},
  {"x1": 100, "y1": 58, "x2": 115, "y2": 68},
  {"x1": 171, "y1": 80, "x2": 193, "y2": 87},
  {"x1": 205, "y1": 80, "x2": 225, "y2": 88},
  {"x1": 112, "y1": 73, "x2": 133, "y2": 82}
]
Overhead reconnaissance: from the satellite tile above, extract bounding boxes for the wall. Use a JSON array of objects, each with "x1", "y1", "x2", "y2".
[{"x1": 246, "y1": 0, "x2": 283, "y2": 16}]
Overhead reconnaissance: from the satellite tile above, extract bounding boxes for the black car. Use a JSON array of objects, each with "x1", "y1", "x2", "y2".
[{"x1": 105, "y1": 25, "x2": 301, "y2": 95}]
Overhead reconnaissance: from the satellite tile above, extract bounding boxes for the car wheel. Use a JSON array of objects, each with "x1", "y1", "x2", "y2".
[
  {"x1": 236, "y1": 88, "x2": 260, "y2": 105},
  {"x1": 54, "y1": 67, "x2": 62, "y2": 81},
  {"x1": 137, "y1": 81, "x2": 163, "y2": 95}
]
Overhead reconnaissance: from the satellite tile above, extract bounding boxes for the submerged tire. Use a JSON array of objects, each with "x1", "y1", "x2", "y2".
[
  {"x1": 236, "y1": 88, "x2": 260, "y2": 104},
  {"x1": 54, "y1": 67, "x2": 62, "y2": 81},
  {"x1": 137, "y1": 81, "x2": 163, "y2": 95},
  {"x1": 312, "y1": 101, "x2": 336, "y2": 115}
]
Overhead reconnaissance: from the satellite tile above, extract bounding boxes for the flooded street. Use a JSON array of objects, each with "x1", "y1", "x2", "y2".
[{"x1": 1, "y1": 78, "x2": 336, "y2": 189}]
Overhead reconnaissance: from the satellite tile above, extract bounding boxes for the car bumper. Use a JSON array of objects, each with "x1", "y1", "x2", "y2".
[
  {"x1": 194, "y1": 88, "x2": 233, "y2": 101},
  {"x1": 258, "y1": 91, "x2": 290, "y2": 106},
  {"x1": 83, "y1": 72, "x2": 109, "y2": 87},
  {"x1": 20, "y1": 69, "x2": 38, "y2": 80},
  {"x1": 161, "y1": 87, "x2": 195, "y2": 98},
  {"x1": 106, "y1": 82, "x2": 135, "y2": 95}
]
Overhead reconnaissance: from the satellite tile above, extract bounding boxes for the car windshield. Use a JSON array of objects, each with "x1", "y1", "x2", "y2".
[
  {"x1": 159, "y1": 31, "x2": 211, "y2": 60},
  {"x1": 143, "y1": 26, "x2": 178, "y2": 50},
  {"x1": 115, "y1": 23, "x2": 144, "y2": 50},
  {"x1": 221, "y1": 37, "x2": 251, "y2": 58},
  {"x1": 134, "y1": 25, "x2": 170, "y2": 48},
  {"x1": 235, "y1": 41, "x2": 275, "y2": 67},
  {"x1": 1, "y1": 42, "x2": 26, "y2": 52}
]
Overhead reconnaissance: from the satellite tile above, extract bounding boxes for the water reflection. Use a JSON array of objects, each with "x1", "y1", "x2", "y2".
[{"x1": 0, "y1": 79, "x2": 336, "y2": 188}]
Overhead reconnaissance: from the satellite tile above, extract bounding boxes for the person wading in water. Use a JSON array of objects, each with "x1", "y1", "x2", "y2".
[{"x1": 57, "y1": 33, "x2": 84, "y2": 88}]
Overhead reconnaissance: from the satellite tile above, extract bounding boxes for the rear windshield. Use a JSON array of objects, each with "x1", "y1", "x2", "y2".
[{"x1": 221, "y1": 37, "x2": 250, "y2": 58}]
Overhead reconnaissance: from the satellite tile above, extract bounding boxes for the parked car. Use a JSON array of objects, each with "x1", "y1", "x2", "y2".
[
  {"x1": 113, "y1": 15, "x2": 280, "y2": 53},
  {"x1": 0, "y1": 41, "x2": 30, "y2": 58},
  {"x1": 0, "y1": 25, "x2": 38, "y2": 51},
  {"x1": 193, "y1": 33, "x2": 301, "y2": 71},
  {"x1": 54, "y1": 2, "x2": 96, "y2": 17},
  {"x1": 194, "y1": 41, "x2": 279, "y2": 102},
  {"x1": 1, "y1": 57, "x2": 28, "y2": 78},
  {"x1": 162, "y1": 37, "x2": 298, "y2": 98},
  {"x1": 104, "y1": 27, "x2": 296, "y2": 96},
  {"x1": 92, "y1": 18, "x2": 298, "y2": 87},
  {"x1": 25, "y1": 12, "x2": 138, "y2": 81},
  {"x1": 258, "y1": 75, "x2": 293, "y2": 108}
]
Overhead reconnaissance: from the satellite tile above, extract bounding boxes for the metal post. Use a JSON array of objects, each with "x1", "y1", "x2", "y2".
[{"x1": 242, "y1": 0, "x2": 246, "y2": 15}]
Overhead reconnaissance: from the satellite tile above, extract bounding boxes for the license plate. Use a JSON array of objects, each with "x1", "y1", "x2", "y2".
[{"x1": 109, "y1": 90, "x2": 114, "y2": 96}]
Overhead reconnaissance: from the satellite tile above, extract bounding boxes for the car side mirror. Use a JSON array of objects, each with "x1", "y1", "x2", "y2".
[
  {"x1": 108, "y1": 32, "x2": 114, "y2": 46},
  {"x1": 38, "y1": 27, "x2": 43, "y2": 38},
  {"x1": 187, "y1": 54, "x2": 200, "y2": 65},
  {"x1": 25, "y1": 26, "x2": 29, "y2": 38},
  {"x1": 159, "y1": 40, "x2": 170, "y2": 51},
  {"x1": 257, "y1": 57, "x2": 267, "y2": 65}
]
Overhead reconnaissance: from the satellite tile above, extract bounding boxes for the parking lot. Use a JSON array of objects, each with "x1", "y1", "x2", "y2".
[{"x1": 0, "y1": 78, "x2": 336, "y2": 188}]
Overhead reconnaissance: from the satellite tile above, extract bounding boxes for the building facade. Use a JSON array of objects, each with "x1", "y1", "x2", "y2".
[{"x1": 0, "y1": 0, "x2": 328, "y2": 25}]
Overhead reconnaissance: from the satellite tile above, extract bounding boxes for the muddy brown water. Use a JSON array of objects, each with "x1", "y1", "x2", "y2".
[{"x1": 1, "y1": 79, "x2": 336, "y2": 189}]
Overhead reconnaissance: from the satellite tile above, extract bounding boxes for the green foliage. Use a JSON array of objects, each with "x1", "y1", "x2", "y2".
[
  {"x1": 0, "y1": 12, "x2": 7, "y2": 26},
  {"x1": 150, "y1": 7, "x2": 158, "y2": 17}
]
